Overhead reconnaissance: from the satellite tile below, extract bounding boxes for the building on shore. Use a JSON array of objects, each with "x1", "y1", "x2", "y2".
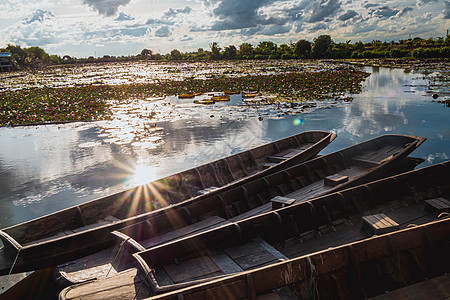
[{"x1": 0, "y1": 52, "x2": 12, "y2": 72}]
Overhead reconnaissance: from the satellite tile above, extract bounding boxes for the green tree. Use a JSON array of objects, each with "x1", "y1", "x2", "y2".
[
  {"x1": 277, "y1": 43, "x2": 293, "y2": 58},
  {"x1": 141, "y1": 49, "x2": 153, "y2": 59},
  {"x1": 294, "y1": 39, "x2": 311, "y2": 58},
  {"x1": 239, "y1": 43, "x2": 254, "y2": 57},
  {"x1": 210, "y1": 42, "x2": 221, "y2": 60},
  {"x1": 312, "y1": 35, "x2": 333, "y2": 58},
  {"x1": 255, "y1": 41, "x2": 277, "y2": 56},
  {"x1": 222, "y1": 45, "x2": 237, "y2": 59},
  {"x1": 444, "y1": 35, "x2": 450, "y2": 46},
  {"x1": 170, "y1": 49, "x2": 182, "y2": 60},
  {"x1": 6, "y1": 44, "x2": 26, "y2": 63}
]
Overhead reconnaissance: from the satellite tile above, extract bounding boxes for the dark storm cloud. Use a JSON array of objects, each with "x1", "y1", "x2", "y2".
[
  {"x1": 373, "y1": 6, "x2": 399, "y2": 19},
  {"x1": 306, "y1": 0, "x2": 342, "y2": 23},
  {"x1": 338, "y1": 9, "x2": 358, "y2": 21},
  {"x1": 81, "y1": 0, "x2": 131, "y2": 17},
  {"x1": 209, "y1": 0, "x2": 288, "y2": 30}
]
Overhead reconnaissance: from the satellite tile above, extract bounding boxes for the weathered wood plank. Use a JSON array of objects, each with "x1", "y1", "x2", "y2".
[
  {"x1": 369, "y1": 274, "x2": 450, "y2": 300},
  {"x1": 324, "y1": 174, "x2": 349, "y2": 187},
  {"x1": 271, "y1": 196, "x2": 296, "y2": 209},
  {"x1": 140, "y1": 216, "x2": 228, "y2": 248},
  {"x1": 228, "y1": 203, "x2": 272, "y2": 222},
  {"x1": 61, "y1": 268, "x2": 150, "y2": 300},
  {"x1": 163, "y1": 256, "x2": 223, "y2": 283},
  {"x1": 425, "y1": 197, "x2": 450, "y2": 215},
  {"x1": 362, "y1": 213, "x2": 399, "y2": 235},
  {"x1": 210, "y1": 250, "x2": 243, "y2": 274}
]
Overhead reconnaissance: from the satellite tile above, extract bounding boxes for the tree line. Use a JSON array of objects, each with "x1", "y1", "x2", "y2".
[{"x1": 1, "y1": 34, "x2": 449, "y2": 69}]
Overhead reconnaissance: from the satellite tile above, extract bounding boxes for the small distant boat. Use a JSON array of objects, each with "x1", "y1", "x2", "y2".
[
  {"x1": 211, "y1": 95, "x2": 230, "y2": 102},
  {"x1": 54, "y1": 134, "x2": 425, "y2": 291},
  {"x1": 223, "y1": 90, "x2": 240, "y2": 95},
  {"x1": 0, "y1": 131, "x2": 336, "y2": 275},
  {"x1": 193, "y1": 99, "x2": 214, "y2": 105},
  {"x1": 242, "y1": 92, "x2": 262, "y2": 98},
  {"x1": 178, "y1": 93, "x2": 201, "y2": 99}
]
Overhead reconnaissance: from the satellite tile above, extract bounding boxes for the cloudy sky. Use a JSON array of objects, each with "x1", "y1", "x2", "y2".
[{"x1": 0, "y1": 0, "x2": 448, "y2": 58}]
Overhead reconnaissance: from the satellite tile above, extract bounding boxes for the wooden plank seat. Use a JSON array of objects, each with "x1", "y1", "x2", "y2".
[
  {"x1": 362, "y1": 214, "x2": 399, "y2": 235},
  {"x1": 270, "y1": 196, "x2": 296, "y2": 210},
  {"x1": 324, "y1": 174, "x2": 349, "y2": 187},
  {"x1": 424, "y1": 197, "x2": 450, "y2": 215}
]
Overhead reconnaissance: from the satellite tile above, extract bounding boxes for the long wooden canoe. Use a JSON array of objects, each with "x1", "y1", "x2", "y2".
[
  {"x1": 129, "y1": 160, "x2": 449, "y2": 298},
  {"x1": 58, "y1": 159, "x2": 449, "y2": 300},
  {"x1": 54, "y1": 134, "x2": 426, "y2": 291},
  {"x1": 145, "y1": 217, "x2": 450, "y2": 300},
  {"x1": 0, "y1": 130, "x2": 336, "y2": 276}
]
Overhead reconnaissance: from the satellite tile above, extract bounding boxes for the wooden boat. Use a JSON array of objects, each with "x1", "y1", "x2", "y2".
[
  {"x1": 193, "y1": 99, "x2": 214, "y2": 105},
  {"x1": 0, "y1": 131, "x2": 336, "y2": 275},
  {"x1": 58, "y1": 160, "x2": 449, "y2": 300},
  {"x1": 223, "y1": 90, "x2": 240, "y2": 95},
  {"x1": 144, "y1": 218, "x2": 450, "y2": 300},
  {"x1": 242, "y1": 92, "x2": 262, "y2": 98},
  {"x1": 55, "y1": 134, "x2": 425, "y2": 290},
  {"x1": 210, "y1": 95, "x2": 230, "y2": 102},
  {"x1": 178, "y1": 93, "x2": 201, "y2": 99}
]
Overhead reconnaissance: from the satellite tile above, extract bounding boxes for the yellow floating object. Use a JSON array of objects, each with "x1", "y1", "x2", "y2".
[
  {"x1": 224, "y1": 90, "x2": 240, "y2": 95},
  {"x1": 242, "y1": 92, "x2": 262, "y2": 98},
  {"x1": 211, "y1": 95, "x2": 230, "y2": 101},
  {"x1": 178, "y1": 92, "x2": 202, "y2": 99},
  {"x1": 193, "y1": 99, "x2": 214, "y2": 105}
]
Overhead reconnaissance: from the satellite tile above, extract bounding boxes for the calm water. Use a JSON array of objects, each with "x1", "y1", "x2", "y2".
[{"x1": 0, "y1": 66, "x2": 449, "y2": 228}]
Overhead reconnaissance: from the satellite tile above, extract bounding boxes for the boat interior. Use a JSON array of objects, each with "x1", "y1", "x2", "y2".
[
  {"x1": 54, "y1": 136, "x2": 423, "y2": 284},
  {"x1": 133, "y1": 161, "x2": 449, "y2": 295}
]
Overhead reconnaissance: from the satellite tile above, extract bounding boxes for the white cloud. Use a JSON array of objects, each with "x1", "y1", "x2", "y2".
[
  {"x1": 155, "y1": 26, "x2": 172, "y2": 37},
  {"x1": 24, "y1": 9, "x2": 55, "y2": 24},
  {"x1": 115, "y1": 11, "x2": 134, "y2": 21},
  {"x1": 0, "y1": 0, "x2": 448, "y2": 57}
]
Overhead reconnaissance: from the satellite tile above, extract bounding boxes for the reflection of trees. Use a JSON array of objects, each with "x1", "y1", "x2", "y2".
[{"x1": 0, "y1": 162, "x2": 18, "y2": 228}]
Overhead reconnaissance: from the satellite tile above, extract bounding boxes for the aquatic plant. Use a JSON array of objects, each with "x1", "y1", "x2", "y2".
[{"x1": 0, "y1": 66, "x2": 369, "y2": 126}]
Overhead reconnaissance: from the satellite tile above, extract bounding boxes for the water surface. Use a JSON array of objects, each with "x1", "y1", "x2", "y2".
[{"x1": 0, "y1": 66, "x2": 448, "y2": 228}]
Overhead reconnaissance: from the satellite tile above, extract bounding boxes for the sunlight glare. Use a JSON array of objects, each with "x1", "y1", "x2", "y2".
[{"x1": 130, "y1": 164, "x2": 158, "y2": 186}]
